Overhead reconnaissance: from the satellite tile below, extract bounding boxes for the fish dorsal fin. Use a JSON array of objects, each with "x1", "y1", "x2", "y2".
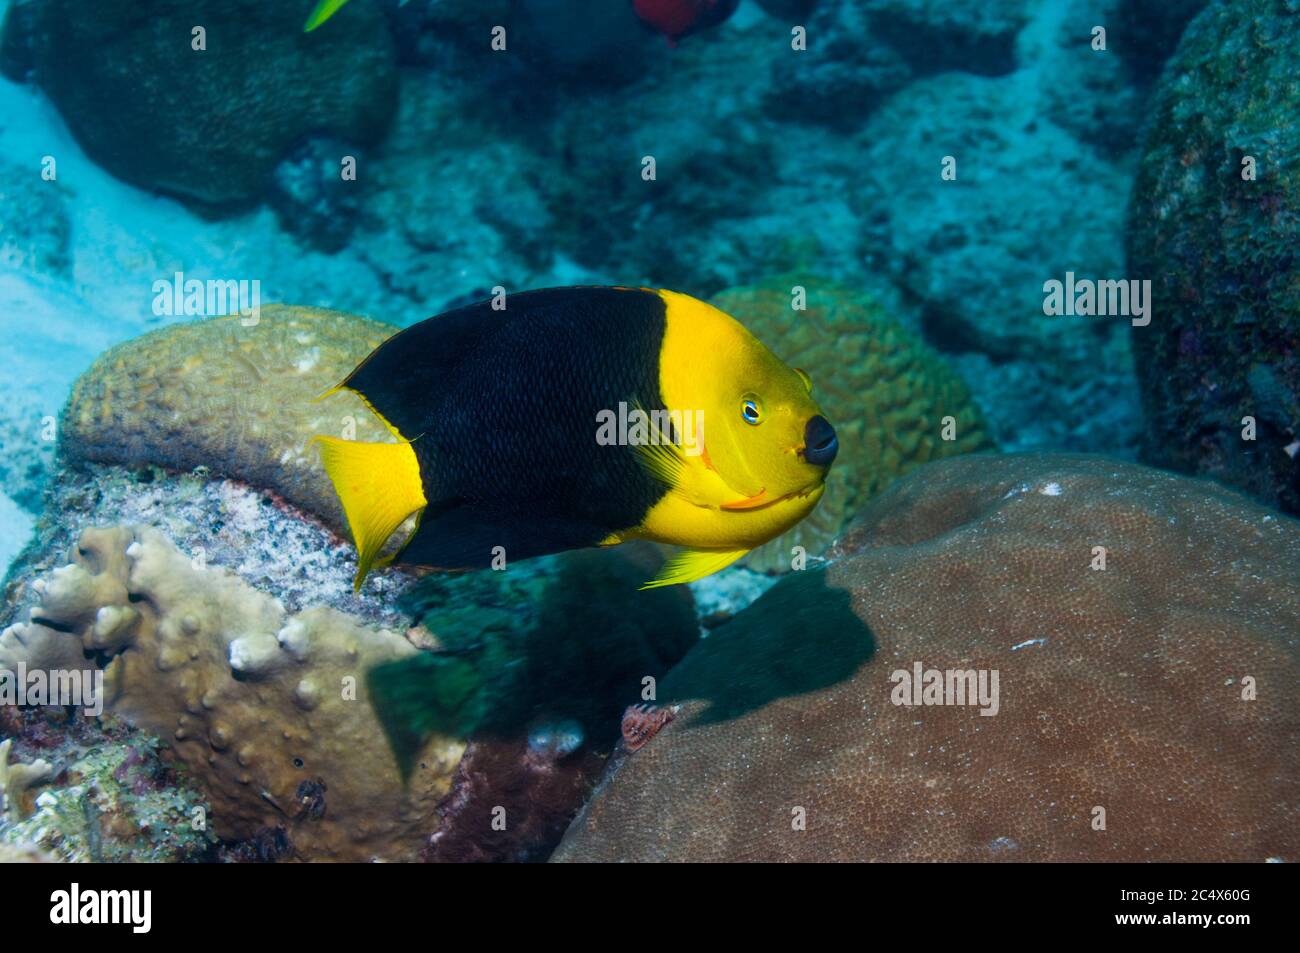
[
  {"x1": 313, "y1": 436, "x2": 427, "y2": 590},
  {"x1": 640, "y1": 546, "x2": 750, "y2": 589}
]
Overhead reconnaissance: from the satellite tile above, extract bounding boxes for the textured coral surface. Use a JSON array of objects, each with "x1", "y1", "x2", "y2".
[
  {"x1": 1, "y1": 0, "x2": 397, "y2": 209},
  {"x1": 712, "y1": 278, "x2": 992, "y2": 572},
  {"x1": 62, "y1": 306, "x2": 398, "y2": 536},
  {"x1": 555, "y1": 454, "x2": 1300, "y2": 862},
  {"x1": 1128, "y1": 0, "x2": 1300, "y2": 512},
  {"x1": 1, "y1": 524, "x2": 464, "y2": 862}
]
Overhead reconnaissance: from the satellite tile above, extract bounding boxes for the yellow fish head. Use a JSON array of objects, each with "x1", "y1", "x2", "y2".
[
  {"x1": 702, "y1": 339, "x2": 835, "y2": 513},
  {"x1": 654, "y1": 291, "x2": 836, "y2": 543}
]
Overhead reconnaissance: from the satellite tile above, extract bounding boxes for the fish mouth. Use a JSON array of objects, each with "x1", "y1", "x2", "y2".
[{"x1": 720, "y1": 479, "x2": 824, "y2": 513}]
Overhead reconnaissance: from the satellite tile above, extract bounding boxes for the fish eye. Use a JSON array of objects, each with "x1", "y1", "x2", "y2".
[
  {"x1": 741, "y1": 395, "x2": 763, "y2": 425},
  {"x1": 794, "y1": 367, "x2": 813, "y2": 394}
]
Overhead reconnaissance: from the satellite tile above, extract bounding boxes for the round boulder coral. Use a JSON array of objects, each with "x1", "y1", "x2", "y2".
[
  {"x1": 554, "y1": 454, "x2": 1300, "y2": 862},
  {"x1": 712, "y1": 278, "x2": 992, "y2": 572},
  {"x1": 1, "y1": 0, "x2": 397, "y2": 210},
  {"x1": 1127, "y1": 0, "x2": 1300, "y2": 513},
  {"x1": 62, "y1": 306, "x2": 398, "y2": 537}
]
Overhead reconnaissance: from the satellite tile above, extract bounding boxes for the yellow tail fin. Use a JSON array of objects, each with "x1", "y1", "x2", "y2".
[{"x1": 313, "y1": 436, "x2": 427, "y2": 590}]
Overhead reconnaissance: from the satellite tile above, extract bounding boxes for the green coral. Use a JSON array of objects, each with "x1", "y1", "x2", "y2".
[
  {"x1": 712, "y1": 277, "x2": 994, "y2": 572},
  {"x1": 1127, "y1": 0, "x2": 1300, "y2": 512}
]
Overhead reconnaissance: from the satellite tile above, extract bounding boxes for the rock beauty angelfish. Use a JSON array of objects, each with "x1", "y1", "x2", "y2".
[{"x1": 313, "y1": 287, "x2": 838, "y2": 590}]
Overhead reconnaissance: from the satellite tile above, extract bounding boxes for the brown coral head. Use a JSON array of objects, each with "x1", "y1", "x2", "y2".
[{"x1": 621, "y1": 704, "x2": 676, "y2": 752}]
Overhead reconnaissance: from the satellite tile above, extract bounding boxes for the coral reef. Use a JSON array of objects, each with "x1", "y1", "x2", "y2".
[
  {"x1": 0, "y1": 737, "x2": 52, "y2": 820},
  {"x1": 61, "y1": 307, "x2": 399, "y2": 538},
  {"x1": 713, "y1": 278, "x2": 992, "y2": 572},
  {"x1": 1127, "y1": 0, "x2": 1300, "y2": 514},
  {"x1": 851, "y1": 68, "x2": 1142, "y2": 453},
  {"x1": 855, "y1": 0, "x2": 1033, "y2": 76},
  {"x1": 555, "y1": 454, "x2": 1300, "y2": 862},
  {"x1": 0, "y1": 523, "x2": 465, "y2": 861},
  {"x1": 764, "y1": 3, "x2": 911, "y2": 127},
  {"x1": 0, "y1": 0, "x2": 397, "y2": 210},
  {"x1": 423, "y1": 736, "x2": 605, "y2": 863}
]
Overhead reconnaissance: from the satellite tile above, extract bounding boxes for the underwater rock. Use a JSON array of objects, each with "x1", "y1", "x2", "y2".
[
  {"x1": 515, "y1": 0, "x2": 654, "y2": 83},
  {"x1": 1020, "y1": 0, "x2": 1145, "y2": 157},
  {"x1": 0, "y1": 158, "x2": 70, "y2": 277},
  {"x1": 0, "y1": 523, "x2": 464, "y2": 861},
  {"x1": 362, "y1": 76, "x2": 556, "y2": 304},
  {"x1": 555, "y1": 454, "x2": 1300, "y2": 862},
  {"x1": 61, "y1": 307, "x2": 398, "y2": 537},
  {"x1": 541, "y1": 16, "x2": 785, "y2": 292},
  {"x1": 1127, "y1": 0, "x2": 1300, "y2": 514},
  {"x1": 1108, "y1": 0, "x2": 1210, "y2": 84},
  {"x1": 753, "y1": 0, "x2": 820, "y2": 18},
  {"x1": 424, "y1": 736, "x2": 605, "y2": 863},
  {"x1": 853, "y1": 70, "x2": 1141, "y2": 454},
  {"x1": 1, "y1": 0, "x2": 397, "y2": 211},
  {"x1": 857, "y1": 0, "x2": 1032, "y2": 77},
  {"x1": 269, "y1": 138, "x2": 366, "y2": 254},
  {"x1": 710, "y1": 278, "x2": 992, "y2": 572},
  {"x1": 765, "y1": 3, "x2": 911, "y2": 127}
]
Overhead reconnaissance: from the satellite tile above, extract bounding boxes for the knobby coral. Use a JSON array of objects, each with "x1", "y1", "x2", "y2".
[{"x1": 0, "y1": 524, "x2": 464, "y2": 861}]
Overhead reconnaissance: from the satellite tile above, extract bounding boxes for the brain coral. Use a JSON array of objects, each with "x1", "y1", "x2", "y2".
[
  {"x1": 1127, "y1": 0, "x2": 1300, "y2": 513},
  {"x1": 554, "y1": 454, "x2": 1300, "y2": 862},
  {"x1": 0, "y1": 0, "x2": 396, "y2": 209},
  {"x1": 0, "y1": 524, "x2": 464, "y2": 862},
  {"x1": 62, "y1": 306, "x2": 397, "y2": 537},
  {"x1": 712, "y1": 279, "x2": 992, "y2": 572}
]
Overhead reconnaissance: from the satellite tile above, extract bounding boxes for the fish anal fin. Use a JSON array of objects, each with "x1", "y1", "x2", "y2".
[
  {"x1": 313, "y1": 435, "x2": 427, "y2": 590},
  {"x1": 640, "y1": 547, "x2": 750, "y2": 589}
]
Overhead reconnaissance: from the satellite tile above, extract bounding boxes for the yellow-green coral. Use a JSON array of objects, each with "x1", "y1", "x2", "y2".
[
  {"x1": 0, "y1": 524, "x2": 464, "y2": 861},
  {"x1": 712, "y1": 278, "x2": 993, "y2": 572},
  {"x1": 62, "y1": 306, "x2": 398, "y2": 536}
]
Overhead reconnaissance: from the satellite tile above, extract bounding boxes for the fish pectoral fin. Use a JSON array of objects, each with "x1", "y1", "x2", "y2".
[
  {"x1": 313, "y1": 435, "x2": 427, "y2": 591},
  {"x1": 628, "y1": 398, "x2": 687, "y2": 489},
  {"x1": 633, "y1": 439, "x2": 685, "y2": 489},
  {"x1": 640, "y1": 547, "x2": 750, "y2": 589}
]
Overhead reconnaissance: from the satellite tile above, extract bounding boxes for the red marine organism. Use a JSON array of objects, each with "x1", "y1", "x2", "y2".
[{"x1": 621, "y1": 704, "x2": 676, "y2": 751}]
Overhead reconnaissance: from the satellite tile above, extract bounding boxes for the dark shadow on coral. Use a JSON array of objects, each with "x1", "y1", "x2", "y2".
[
  {"x1": 660, "y1": 567, "x2": 875, "y2": 725},
  {"x1": 368, "y1": 545, "x2": 698, "y2": 779}
]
